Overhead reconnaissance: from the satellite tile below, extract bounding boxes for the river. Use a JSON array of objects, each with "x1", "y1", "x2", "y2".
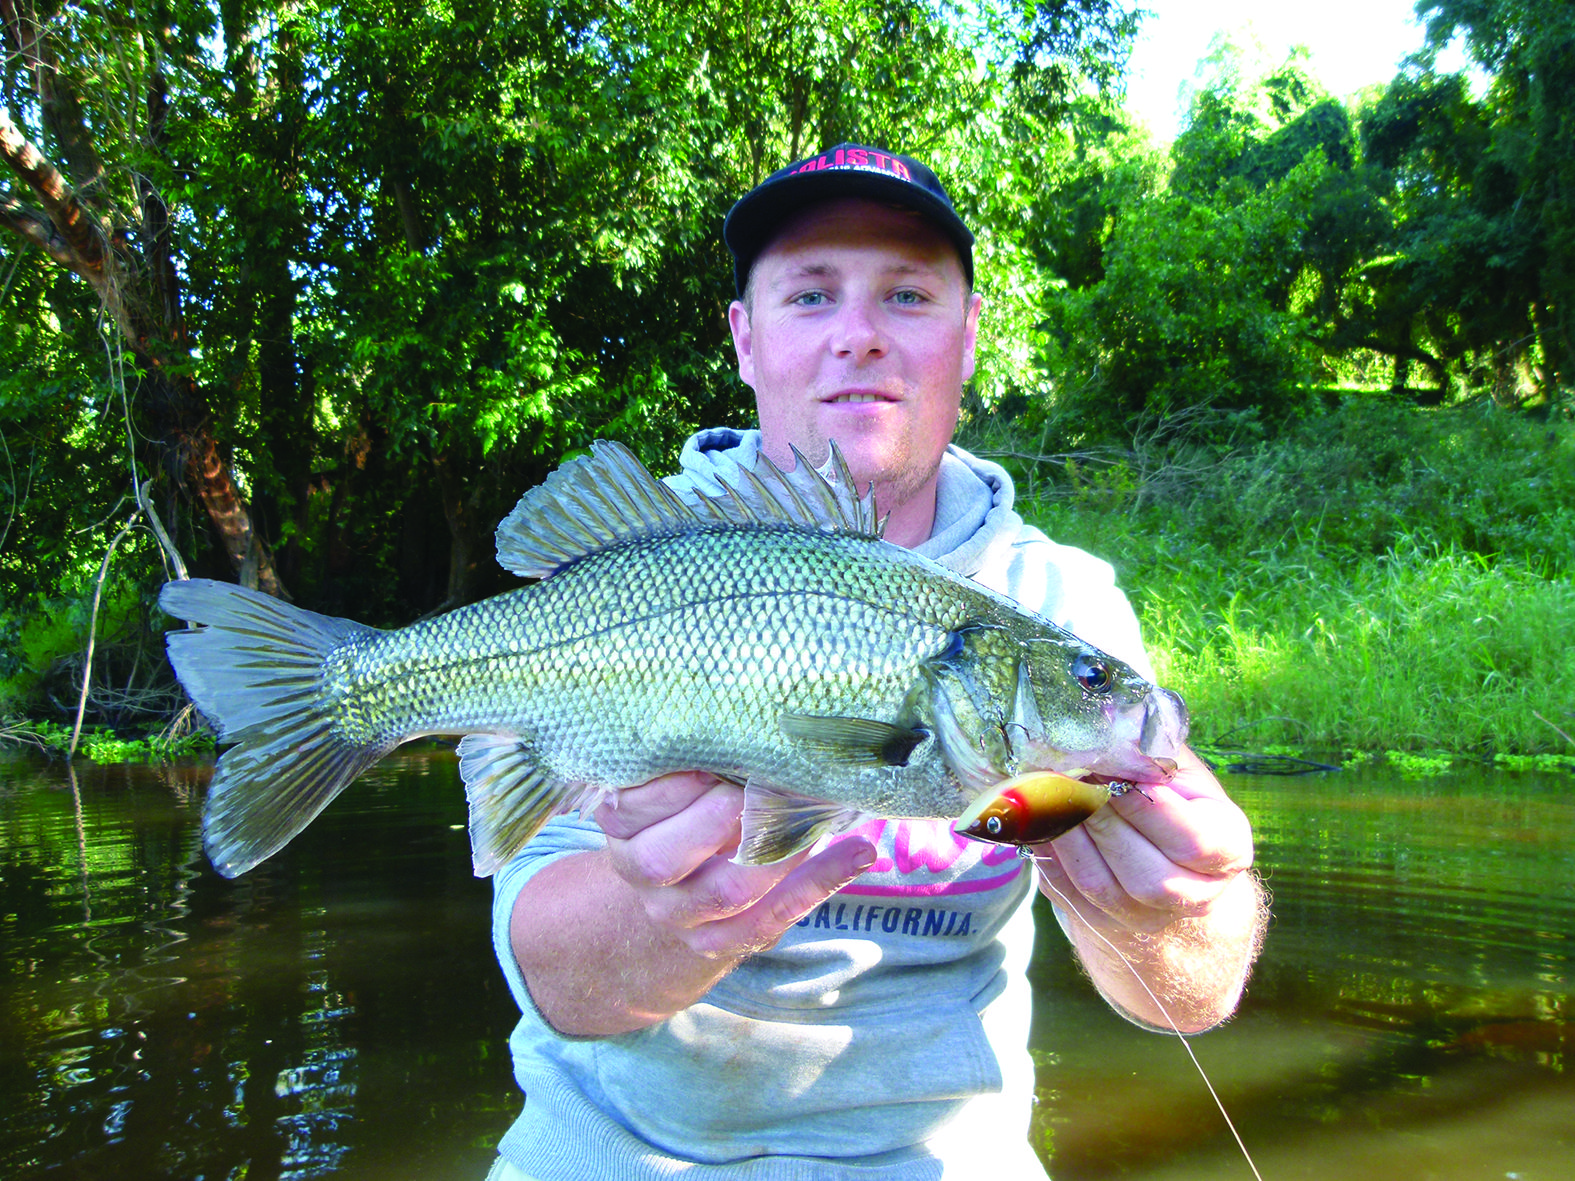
[{"x1": 1, "y1": 748, "x2": 1570, "y2": 1179}]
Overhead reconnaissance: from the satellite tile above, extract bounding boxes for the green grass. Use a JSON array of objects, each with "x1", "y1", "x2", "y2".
[
  {"x1": 0, "y1": 715, "x2": 214, "y2": 762},
  {"x1": 997, "y1": 398, "x2": 1575, "y2": 757},
  {"x1": 1142, "y1": 537, "x2": 1575, "y2": 755}
]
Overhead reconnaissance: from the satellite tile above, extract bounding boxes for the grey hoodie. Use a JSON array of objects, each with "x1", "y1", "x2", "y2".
[{"x1": 490, "y1": 429, "x2": 1154, "y2": 1180}]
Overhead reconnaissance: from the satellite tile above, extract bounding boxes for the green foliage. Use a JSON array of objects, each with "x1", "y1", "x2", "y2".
[
  {"x1": 1169, "y1": 50, "x2": 1345, "y2": 196},
  {"x1": 1382, "y1": 750, "x2": 1459, "y2": 778},
  {"x1": 1495, "y1": 752, "x2": 1575, "y2": 773},
  {"x1": 4, "y1": 0, "x2": 1572, "y2": 749},
  {"x1": 2, "y1": 0, "x2": 1136, "y2": 619},
  {"x1": 1038, "y1": 52, "x2": 1378, "y2": 438},
  {"x1": 1047, "y1": 160, "x2": 1324, "y2": 433},
  {"x1": 1029, "y1": 19, "x2": 1574, "y2": 438},
  {"x1": 1147, "y1": 536, "x2": 1574, "y2": 755},
  {"x1": 0, "y1": 715, "x2": 214, "y2": 761},
  {"x1": 1347, "y1": 0, "x2": 1575, "y2": 401},
  {"x1": 0, "y1": 560, "x2": 172, "y2": 722},
  {"x1": 1007, "y1": 400, "x2": 1575, "y2": 755}
]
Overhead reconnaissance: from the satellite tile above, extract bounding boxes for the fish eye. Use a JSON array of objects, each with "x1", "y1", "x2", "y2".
[
  {"x1": 936, "y1": 630, "x2": 968, "y2": 664},
  {"x1": 1071, "y1": 654, "x2": 1113, "y2": 694}
]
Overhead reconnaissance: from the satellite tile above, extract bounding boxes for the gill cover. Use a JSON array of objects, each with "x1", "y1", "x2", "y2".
[{"x1": 921, "y1": 623, "x2": 1026, "y2": 790}]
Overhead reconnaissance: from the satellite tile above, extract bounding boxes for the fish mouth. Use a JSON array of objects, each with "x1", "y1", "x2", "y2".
[
  {"x1": 1139, "y1": 687, "x2": 1189, "y2": 763},
  {"x1": 1080, "y1": 760, "x2": 1178, "y2": 788}
]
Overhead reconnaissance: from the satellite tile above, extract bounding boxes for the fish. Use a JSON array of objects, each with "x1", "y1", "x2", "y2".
[{"x1": 159, "y1": 440, "x2": 1188, "y2": 879}]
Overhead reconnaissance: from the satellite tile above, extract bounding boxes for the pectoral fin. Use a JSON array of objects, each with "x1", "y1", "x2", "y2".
[
  {"x1": 734, "y1": 782, "x2": 866, "y2": 865},
  {"x1": 779, "y1": 713, "x2": 931, "y2": 767}
]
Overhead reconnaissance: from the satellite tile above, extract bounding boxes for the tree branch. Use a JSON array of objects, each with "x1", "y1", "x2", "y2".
[
  {"x1": 0, "y1": 105, "x2": 106, "y2": 273},
  {"x1": 1, "y1": 0, "x2": 106, "y2": 195},
  {"x1": 0, "y1": 191, "x2": 79, "y2": 268},
  {"x1": 138, "y1": 57, "x2": 184, "y2": 336}
]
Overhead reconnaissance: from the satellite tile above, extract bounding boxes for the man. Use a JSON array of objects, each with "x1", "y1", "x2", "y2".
[{"x1": 487, "y1": 144, "x2": 1266, "y2": 1180}]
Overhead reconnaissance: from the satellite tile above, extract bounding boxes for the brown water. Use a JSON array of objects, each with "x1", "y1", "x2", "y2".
[
  {"x1": 2, "y1": 748, "x2": 1571, "y2": 1179},
  {"x1": 1030, "y1": 763, "x2": 1575, "y2": 1180}
]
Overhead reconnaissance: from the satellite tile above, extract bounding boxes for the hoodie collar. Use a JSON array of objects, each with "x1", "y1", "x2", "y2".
[{"x1": 675, "y1": 428, "x2": 1023, "y2": 580}]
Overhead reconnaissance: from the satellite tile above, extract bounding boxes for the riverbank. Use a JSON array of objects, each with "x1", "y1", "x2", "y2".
[
  {"x1": 4, "y1": 399, "x2": 1570, "y2": 765},
  {"x1": 993, "y1": 398, "x2": 1575, "y2": 759}
]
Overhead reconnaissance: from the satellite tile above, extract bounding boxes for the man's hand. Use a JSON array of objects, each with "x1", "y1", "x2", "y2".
[
  {"x1": 595, "y1": 771, "x2": 877, "y2": 958},
  {"x1": 511, "y1": 771, "x2": 874, "y2": 1036},
  {"x1": 1029, "y1": 747, "x2": 1267, "y2": 1031}
]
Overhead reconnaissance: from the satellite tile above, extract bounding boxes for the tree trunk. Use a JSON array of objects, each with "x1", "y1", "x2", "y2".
[
  {"x1": 0, "y1": 6, "x2": 286, "y2": 596},
  {"x1": 433, "y1": 450, "x2": 489, "y2": 613}
]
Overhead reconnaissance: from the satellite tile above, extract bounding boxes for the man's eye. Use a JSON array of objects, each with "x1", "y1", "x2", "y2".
[
  {"x1": 891, "y1": 289, "x2": 926, "y2": 306},
  {"x1": 792, "y1": 291, "x2": 829, "y2": 307}
]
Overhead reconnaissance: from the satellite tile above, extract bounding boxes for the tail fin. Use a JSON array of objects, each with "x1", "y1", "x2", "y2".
[{"x1": 160, "y1": 578, "x2": 392, "y2": 878}]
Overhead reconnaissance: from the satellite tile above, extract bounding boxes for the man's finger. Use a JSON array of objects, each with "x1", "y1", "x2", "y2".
[
  {"x1": 682, "y1": 839, "x2": 878, "y2": 958},
  {"x1": 1104, "y1": 785, "x2": 1256, "y2": 875},
  {"x1": 1050, "y1": 806, "x2": 1242, "y2": 924},
  {"x1": 642, "y1": 852, "x2": 803, "y2": 930},
  {"x1": 595, "y1": 771, "x2": 726, "y2": 838},
  {"x1": 1033, "y1": 838, "x2": 1177, "y2": 935},
  {"x1": 606, "y1": 783, "x2": 745, "y2": 887}
]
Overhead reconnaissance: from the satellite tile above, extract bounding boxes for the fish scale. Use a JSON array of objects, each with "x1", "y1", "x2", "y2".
[
  {"x1": 336, "y1": 528, "x2": 960, "y2": 794},
  {"x1": 160, "y1": 440, "x2": 1187, "y2": 878}
]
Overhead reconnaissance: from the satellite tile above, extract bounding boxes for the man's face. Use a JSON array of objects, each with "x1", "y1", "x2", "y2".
[{"x1": 728, "y1": 198, "x2": 982, "y2": 516}]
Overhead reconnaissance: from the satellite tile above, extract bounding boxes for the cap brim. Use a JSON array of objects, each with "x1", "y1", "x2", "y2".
[{"x1": 725, "y1": 170, "x2": 974, "y2": 296}]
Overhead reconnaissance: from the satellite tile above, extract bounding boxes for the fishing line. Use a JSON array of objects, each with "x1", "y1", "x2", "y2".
[{"x1": 1020, "y1": 847, "x2": 1265, "y2": 1181}]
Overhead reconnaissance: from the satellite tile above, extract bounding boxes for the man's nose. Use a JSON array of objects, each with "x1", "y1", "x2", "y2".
[{"x1": 831, "y1": 296, "x2": 887, "y2": 360}]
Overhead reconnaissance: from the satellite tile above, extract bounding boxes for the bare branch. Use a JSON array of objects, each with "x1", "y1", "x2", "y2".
[
  {"x1": 0, "y1": 104, "x2": 105, "y2": 272},
  {"x1": 0, "y1": 190, "x2": 79, "y2": 267},
  {"x1": 70, "y1": 505, "x2": 142, "y2": 760}
]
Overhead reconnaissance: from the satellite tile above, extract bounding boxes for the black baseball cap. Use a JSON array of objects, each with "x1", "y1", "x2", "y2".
[{"x1": 723, "y1": 143, "x2": 975, "y2": 297}]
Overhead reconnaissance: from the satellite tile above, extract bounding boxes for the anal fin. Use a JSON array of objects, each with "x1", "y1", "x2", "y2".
[
  {"x1": 734, "y1": 781, "x2": 865, "y2": 865},
  {"x1": 457, "y1": 733, "x2": 592, "y2": 876}
]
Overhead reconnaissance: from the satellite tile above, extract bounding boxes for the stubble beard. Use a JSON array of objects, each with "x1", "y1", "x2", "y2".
[
  {"x1": 791, "y1": 429, "x2": 945, "y2": 523},
  {"x1": 867, "y1": 450, "x2": 944, "y2": 521}
]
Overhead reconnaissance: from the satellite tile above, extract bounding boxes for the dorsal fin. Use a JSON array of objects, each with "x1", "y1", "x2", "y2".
[{"x1": 495, "y1": 439, "x2": 881, "y2": 579}]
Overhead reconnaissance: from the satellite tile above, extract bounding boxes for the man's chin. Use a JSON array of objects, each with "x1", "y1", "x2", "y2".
[
  {"x1": 816, "y1": 432, "x2": 897, "y2": 491},
  {"x1": 764, "y1": 421, "x2": 935, "y2": 500},
  {"x1": 849, "y1": 451, "x2": 942, "y2": 517}
]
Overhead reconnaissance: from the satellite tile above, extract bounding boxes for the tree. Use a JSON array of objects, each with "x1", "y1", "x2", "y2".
[
  {"x1": 1040, "y1": 50, "x2": 1349, "y2": 436},
  {"x1": 0, "y1": 0, "x2": 286, "y2": 594},
  {"x1": 1, "y1": 0, "x2": 1142, "y2": 725},
  {"x1": 1335, "y1": 0, "x2": 1575, "y2": 405}
]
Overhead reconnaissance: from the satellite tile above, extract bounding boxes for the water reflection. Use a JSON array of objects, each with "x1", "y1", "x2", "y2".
[
  {"x1": 1031, "y1": 763, "x2": 1575, "y2": 1180},
  {"x1": 3, "y1": 752, "x2": 1572, "y2": 1179},
  {"x1": 0, "y1": 749, "x2": 516, "y2": 1180}
]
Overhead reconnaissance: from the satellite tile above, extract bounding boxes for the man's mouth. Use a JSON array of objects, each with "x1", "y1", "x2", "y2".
[{"x1": 824, "y1": 390, "x2": 893, "y2": 404}]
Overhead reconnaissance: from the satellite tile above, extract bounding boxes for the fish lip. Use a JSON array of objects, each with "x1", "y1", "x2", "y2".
[
  {"x1": 1079, "y1": 762, "x2": 1177, "y2": 787},
  {"x1": 1139, "y1": 686, "x2": 1190, "y2": 759}
]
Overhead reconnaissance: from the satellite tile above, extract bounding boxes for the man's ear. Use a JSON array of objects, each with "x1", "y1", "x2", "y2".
[
  {"x1": 728, "y1": 300, "x2": 756, "y2": 388},
  {"x1": 960, "y1": 292, "x2": 983, "y2": 383}
]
